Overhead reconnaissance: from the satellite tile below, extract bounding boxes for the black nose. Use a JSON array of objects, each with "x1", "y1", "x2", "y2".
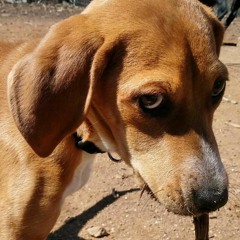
[{"x1": 193, "y1": 188, "x2": 228, "y2": 213}]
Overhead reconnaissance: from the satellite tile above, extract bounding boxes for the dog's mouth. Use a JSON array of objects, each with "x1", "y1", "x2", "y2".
[
  {"x1": 140, "y1": 179, "x2": 211, "y2": 239},
  {"x1": 135, "y1": 172, "x2": 228, "y2": 217}
]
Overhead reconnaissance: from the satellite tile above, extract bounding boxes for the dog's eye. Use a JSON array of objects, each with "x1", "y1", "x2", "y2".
[
  {"x1": 138, "y1": 93, "x2": 171, "y2": 117},
  {"x1": 212, "y1": 79, "x2": 226, "y2": 103},
  {"x1": 139, "y1": 94, "x2": 163, "y2": 109}
]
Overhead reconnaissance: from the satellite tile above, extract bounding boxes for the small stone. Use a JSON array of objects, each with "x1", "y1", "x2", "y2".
[{"x1": 87, "y1": 226, "x2": 109, "y2": 238}]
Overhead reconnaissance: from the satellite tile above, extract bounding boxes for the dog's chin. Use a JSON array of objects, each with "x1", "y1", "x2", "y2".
[
  {"x1": 137, "y1": 177, "x2": 215, "y2": 217},
  {"x1": 141, "y1": 184, "x2": 203, "y2": 216},
  {"x1": 134, "y1": 171, "x2": 187, "y2": 215},
  {"x1": 151, "y1": 189, "x2": 225, "y2": 218}
]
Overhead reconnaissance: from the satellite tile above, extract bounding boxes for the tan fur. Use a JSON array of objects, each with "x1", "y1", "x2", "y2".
[{"x1": 0, "y1": 0, "x2": 229, "y2": 239}]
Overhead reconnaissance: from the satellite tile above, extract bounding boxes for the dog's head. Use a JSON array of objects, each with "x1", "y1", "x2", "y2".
[{"x1": 8, "y1": 0, "x2": 228, "y2": 216}]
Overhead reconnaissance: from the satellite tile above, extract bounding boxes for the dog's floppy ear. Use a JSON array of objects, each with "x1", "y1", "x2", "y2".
[
  {"x1": 209, "y1": 15, "x2": 225, "y2": 56},
  {"x1": 8, "y1": 15, "x2": 114, "y2": 157},
  {"x1": 202, "y1": 5, "x2": 225, "y2": 56}
]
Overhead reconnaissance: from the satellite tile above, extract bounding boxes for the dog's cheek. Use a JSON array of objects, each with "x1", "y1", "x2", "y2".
[
  {"x1": 130, "y1": 153, "x2": 188, "y2": 213},
  {"x1": 124, "y1": 127, "x2": 173, "y2": 190}
]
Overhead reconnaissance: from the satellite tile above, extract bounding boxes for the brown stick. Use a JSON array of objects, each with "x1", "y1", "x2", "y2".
[{"x1": 193, "y1": 214, "x2": 209, "y2": 240}]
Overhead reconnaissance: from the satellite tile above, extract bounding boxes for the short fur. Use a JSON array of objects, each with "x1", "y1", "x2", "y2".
[{"x1": 0, "y1": 0, "x2": 228, "y2": 239}]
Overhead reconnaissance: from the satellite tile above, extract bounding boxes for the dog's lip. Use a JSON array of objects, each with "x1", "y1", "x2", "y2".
[
  {"x1": 192, "y1": 208, "x2": 218, "y2": 217},
  {"x1": 140, "y1": 183, "x2": 222, "y2": 217},
  {"x1": 139, "y1": 182, "x2": 187, "y2": 214},
  {"x1": 192, "y1": 207, "x2": 222, "y2": 217},
  {"x1": 183, "y1": 203, "x2": 225, "y2": 217}
]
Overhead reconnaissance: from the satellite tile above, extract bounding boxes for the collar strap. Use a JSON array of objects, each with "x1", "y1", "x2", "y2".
[{"x1": 73, "y1": 133, "x2": 105, "y2": 154}]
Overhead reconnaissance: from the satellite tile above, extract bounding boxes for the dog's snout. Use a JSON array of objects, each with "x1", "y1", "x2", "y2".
[{"x1": 193, "y1": 188, "x2": 228, "y2": 213}]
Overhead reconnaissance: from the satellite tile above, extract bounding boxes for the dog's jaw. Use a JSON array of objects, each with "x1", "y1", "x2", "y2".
[{"x1": 129, "y1": 136, "x2": 228, "y2": 216}]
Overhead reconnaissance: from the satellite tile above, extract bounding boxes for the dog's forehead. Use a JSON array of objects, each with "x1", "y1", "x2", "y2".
[
  {"x1": 86, "y1": 0, "x2": 219, "y2": 70},
  {"x1": 85, "y1": 0, "x2": 212, "y2": 35}
]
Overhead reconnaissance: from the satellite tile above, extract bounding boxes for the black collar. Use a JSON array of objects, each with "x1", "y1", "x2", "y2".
[{"x1": 73, "y1": 133, "x2": 105, "y2": 154}]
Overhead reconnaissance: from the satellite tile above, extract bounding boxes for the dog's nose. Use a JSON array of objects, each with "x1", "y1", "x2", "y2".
[{"x1": 193, "y1": 188, "x2": 228, "y2": 213}]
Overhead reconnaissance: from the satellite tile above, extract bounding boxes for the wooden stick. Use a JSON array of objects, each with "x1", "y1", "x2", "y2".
[{"x1": 193, "y1": 214, "x2": 209, "y2": 240}]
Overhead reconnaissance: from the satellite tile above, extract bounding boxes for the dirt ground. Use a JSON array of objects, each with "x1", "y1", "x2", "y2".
[{"x1": 0, "y1": 2, "x2": 240, "y2": 240}]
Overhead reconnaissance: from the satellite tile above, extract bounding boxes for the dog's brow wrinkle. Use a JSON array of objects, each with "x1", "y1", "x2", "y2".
[{"x1": 120, "y1": 79, "x2": 174, "y2": 99}]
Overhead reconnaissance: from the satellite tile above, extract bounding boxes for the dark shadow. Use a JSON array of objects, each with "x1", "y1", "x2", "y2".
[{"x1": 47, "y1": 188, "x2": 140, "y2": 240}]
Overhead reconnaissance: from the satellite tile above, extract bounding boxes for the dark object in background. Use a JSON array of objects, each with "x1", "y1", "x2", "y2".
[
  {"x1": 199, "y1": 0, "x2": 240, "y2": 28},
  {"x1": 215, "y1": 0, "x2": 228, "y2": 20},
  {"x1": 199, "y1": 0, "x2": 228, "y2": 19},
  {"x1": 224, "y1": 0, "x2": 240, "y2": 28},
  {"x1": 199, "y1": 0, "x2": 218, "y2": 6}
]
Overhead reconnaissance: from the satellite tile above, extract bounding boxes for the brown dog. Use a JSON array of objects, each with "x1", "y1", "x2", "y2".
[{"x1": 0, "y1": 0, "x2": 229, "y2": 239}]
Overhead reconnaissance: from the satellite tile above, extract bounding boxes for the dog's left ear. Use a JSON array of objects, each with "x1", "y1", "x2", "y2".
[
  {"x1": 8, "y1": 15, "x2": 116, "y2": 157},
  {"x1": 204, "y1": 6, "x2": 225, "y2": 56},
  {"x1": 210, "y1": 17, "x2": 225, "y2": 56}
]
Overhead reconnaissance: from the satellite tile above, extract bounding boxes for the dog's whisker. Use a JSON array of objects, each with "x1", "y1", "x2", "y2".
[
  {"x1": 151, "y1": 188, "x2": 165, "y2": 198},
  {"x1": 139, "y1": 193, "x2": 153, "y2": 211},
  {"x1": 139, "y1": 184, "x2": 148, "y2": 200},
  {"x1": 138, "y1": 184, "x2": 163, "y2": 212}
]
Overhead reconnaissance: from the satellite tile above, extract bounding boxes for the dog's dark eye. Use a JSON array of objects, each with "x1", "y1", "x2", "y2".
[
  {"x1": 212, "y1": 79, "x2": 226, "y2": 104},
  {"x1": 139, "y1": 94, "x2": 171, "y2": 117},
  {"x1": 139, "y1": 94, "x2": 163, "y2": 109}
]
